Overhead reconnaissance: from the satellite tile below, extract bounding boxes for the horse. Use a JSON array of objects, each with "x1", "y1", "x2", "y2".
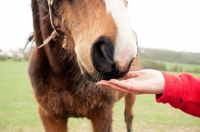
[{"x1": 28, "y1": 0, "x2": 141, "y2": 132}]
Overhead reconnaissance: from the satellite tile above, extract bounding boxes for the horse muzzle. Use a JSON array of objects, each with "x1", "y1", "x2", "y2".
[{"x1": 88, "y1": 36, "x2": 135, "y2": 82}]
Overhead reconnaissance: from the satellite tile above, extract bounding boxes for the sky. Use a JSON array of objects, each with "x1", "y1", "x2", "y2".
[{"x1": 0, "y1": 0, "x2": 200, "y2": 53}]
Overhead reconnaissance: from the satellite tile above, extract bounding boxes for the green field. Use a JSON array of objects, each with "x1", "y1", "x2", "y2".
[{"x1": 0, "y1": 61, "x2": 200, "y2": 132}]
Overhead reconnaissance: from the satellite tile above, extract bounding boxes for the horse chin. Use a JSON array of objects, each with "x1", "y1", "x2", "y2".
[
  {"x1": 77, "y1": 57, "x2": 131, "y2": 82},
  {"x1": 81, "y1": 65, "x2": 102, "y2": 82},
  {"x1": 83, "y1": 70, "x2": 99, "y2": 82},
  {"x1": 80, "y1": 63, "x2": 129, "y2": 82}
]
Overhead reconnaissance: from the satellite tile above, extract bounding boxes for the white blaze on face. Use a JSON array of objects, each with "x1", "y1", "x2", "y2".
[{"x1": 104, "y1": 0, "x2": 137, "y2": 68}]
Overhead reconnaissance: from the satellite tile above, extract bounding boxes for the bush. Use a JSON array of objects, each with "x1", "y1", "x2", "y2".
[
  {"x1": 185, "y1": 68, "x2": 200, "y2": 74},
  {"x1": 0, "y1": 55, "x2": 7, "y2": 61},
  {"x1": 193, "y1": 68, "x2": 200, "y2": 73},
  {"x1": 170, "y1": 65, "x2": 178, "y2": 72}
]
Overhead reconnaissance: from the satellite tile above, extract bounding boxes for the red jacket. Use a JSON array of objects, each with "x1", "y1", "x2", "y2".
[{"x1": 156, "y1": 72, "x2": 200, "y2": 118}]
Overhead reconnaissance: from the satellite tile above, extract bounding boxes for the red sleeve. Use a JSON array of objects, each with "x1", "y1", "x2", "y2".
[{"x1": 156, "y1": 72, "x2": 200, "y2": 118}]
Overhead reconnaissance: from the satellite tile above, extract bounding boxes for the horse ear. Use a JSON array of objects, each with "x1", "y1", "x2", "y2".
[{"x1": 36, "y1": 0, "x2": 49, "y2": 12}]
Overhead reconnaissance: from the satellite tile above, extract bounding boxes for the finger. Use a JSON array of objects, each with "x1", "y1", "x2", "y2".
[
  {"x1": 97, "y1": 79, "x2": 130, "y2": 90},
  {"x1": 123, "y1": 71, "x2": 139, "y2": 79},
  {"x1": 97, "y1": 80, "x2": 110, "y2": 85},
  {"x1": 98, "y1": 83, "x2": 137, "y2": 94},
  {"x1": 108, "y1": 79, "x2": 133, "y2": 90},
  {"x1": 98, "y1": 79, "x2": 139, "y2": 93}
]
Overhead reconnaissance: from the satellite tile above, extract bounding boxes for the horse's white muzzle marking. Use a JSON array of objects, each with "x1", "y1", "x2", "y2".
[{"x1": 104, "y1": 0, "x2": 137, "y2": 68}]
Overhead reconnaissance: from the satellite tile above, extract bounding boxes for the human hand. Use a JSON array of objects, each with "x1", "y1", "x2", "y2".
[{"x1": 97, "y1": 69, "x2": 165, "y2": 94}]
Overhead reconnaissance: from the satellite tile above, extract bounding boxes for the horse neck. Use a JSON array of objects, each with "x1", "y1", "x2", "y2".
[{"x1": 46, "y1": 37, "x2": 79, "y2": 74}]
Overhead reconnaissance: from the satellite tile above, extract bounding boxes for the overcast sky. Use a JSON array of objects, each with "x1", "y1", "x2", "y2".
[{"x1": 0, "y1": 0, "x2": 200, "y2": 53}]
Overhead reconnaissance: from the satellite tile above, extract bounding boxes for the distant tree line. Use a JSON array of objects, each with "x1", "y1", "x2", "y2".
[
  {"x1": 0, "y1": 48, "x2": 29, "y2": 61},
  {"x1": 139, "y1": 47, "x2": 200, "y2": 65}
]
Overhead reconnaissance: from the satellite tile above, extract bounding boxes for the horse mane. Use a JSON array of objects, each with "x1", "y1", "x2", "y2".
[{"x1": 31, "y1": 0, "x2": 74, "y2": 59}]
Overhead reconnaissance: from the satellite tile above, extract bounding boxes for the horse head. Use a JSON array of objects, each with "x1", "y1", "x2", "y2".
[{"x1": 38, "y1": 0, "x2": 137, "y2": 82}]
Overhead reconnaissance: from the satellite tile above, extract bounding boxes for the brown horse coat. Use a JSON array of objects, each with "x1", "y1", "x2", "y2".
[{"x1": 29, "y1": 0, "x2": 141, "y2": 132}]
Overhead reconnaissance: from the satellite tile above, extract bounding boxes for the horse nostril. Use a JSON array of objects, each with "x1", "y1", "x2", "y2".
[
  {"x1": 90, "y1": 36, "x2": 114, "y2": 73},
  {"x1": 90, "y1": 36, "x2": 134, "y2": 80}
]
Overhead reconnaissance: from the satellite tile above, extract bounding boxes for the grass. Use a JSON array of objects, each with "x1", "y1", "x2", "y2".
[
  {"x1": 0, "y1": 61, "x2": 43, "y2": 132},
  {"x1": 0, "y1": 60, "x2": 200, "y2": 132}
]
